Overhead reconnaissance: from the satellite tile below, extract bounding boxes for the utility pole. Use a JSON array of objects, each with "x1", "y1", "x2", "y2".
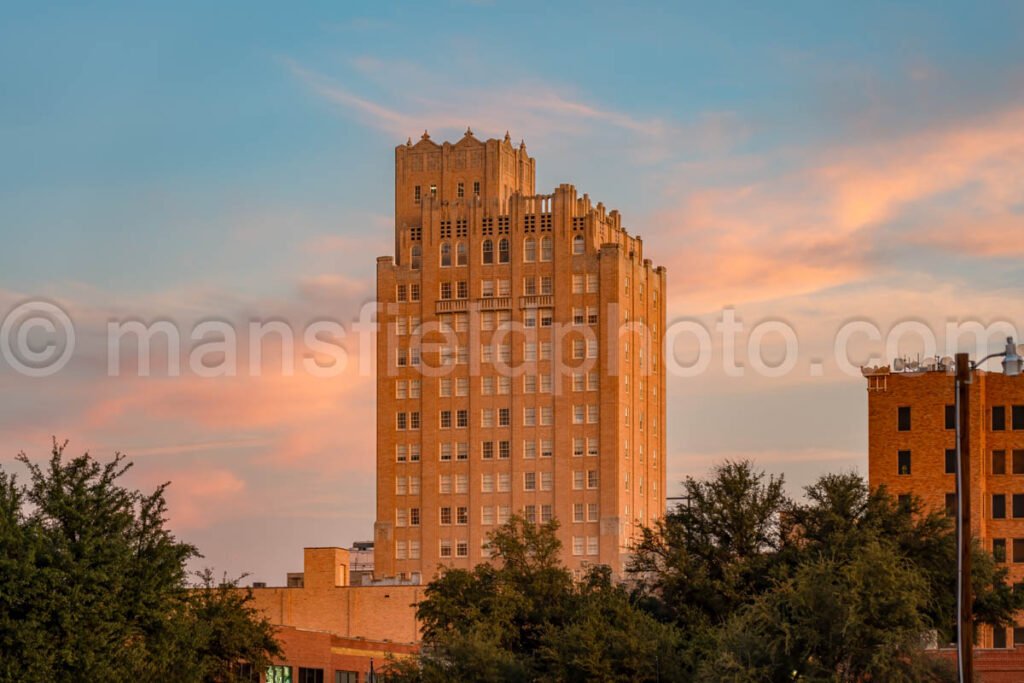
[{"x1": 955, "y1": 352, "x2": 973, "y2": 683}]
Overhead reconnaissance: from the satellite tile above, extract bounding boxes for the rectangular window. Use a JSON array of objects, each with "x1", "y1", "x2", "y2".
[
  {"x1": 945, "y1": 449, "x2": 957, "y2": 475},
  {"x1": 572, "y1": 537, "x2": 584, "y2": 556},
  {"x1": 540, "y1": 439, "x2": 553, "y2": 458},
  {"x1": 573, "y1": 503, "x2": 584, "y2": 522},
  {"x1": 946, "y1": 404, "x2": 956, "y2": 430},
  {"x1": 499, "y1": 408, "x2": 510, "y2": 427},
  {"x1": 457, "y1": 410, "x2": 468, "y2": 428},
  {"x1": 482, "y1": 506, "x2": 494, "y2": 525},
  {"x1": 456, "y1": 474, "x2": 468, "y2": 494},
  {"x1": 994, "y1": 538, "x2": 1007, "y2": 563},
  {"x1": 456, "y1": 377, "x2": 468, "y2": 396},
  {"x1": 439, "y1": 475, "x2": 452, "y2": 494},
  {"x1": 457, "y1": 442, "x2": 468, "y2": 461},
  {"x1": 541, "y1": 504, "x2": 553, "y2": 523},
  {"x1": 524, "y1": 472, "x2": 536, "y2": 491},
  {"x1": 1014, "y1": 494, "x2": 1024, "y2": 518},
  {"x1": 499, "y1": 440, "x2": 510, "y2": 459},
  {"x1": 457, "y1": 182, "x2": 464, "y2": 198},
  {"x1": 587, "y1": 537, "x2": 598, "y2": 556},
  {"x1": 498, "y1": 473, "x2": 510, "y2": 492},
  {"x1": 440, "y1": 507, "x2": 452, "y2": 525},
  {"x1": 524, "y1": 504, "x2": 537, "y2": 524},
  {"x1": 457, "y1": 506, "x2": 468, "y2": 525},
  {"x1": 1014, "y1": 450, "x2": 1024, "y2": 475},
  {"x1": 440, "y1": 443, "x2": 452, "y2": 461},
  {"x1": 481, "y1": 376, "x2": 494, "y2": 395},
  {"x1": 439, "y1": 540, "x2": 452, "y2": 558},
  {"x1": 482, "y1": 441, "x2": 494, "y2": 459},
  {"x1": 897, "y1": 450, "x2": 911, "y2": 476},
  {"x1": 440, "y1": 410, "x2": 452, "y2": 429},
  {"x1": 410, "y1": 508, "x2": 420, "y2": 526},
  {"x1": 541, "y1": 472, "x2": 553, "y2": 491},
  {"x1": 994, "y1": 406, "x2": 1007, "y2": 431},
  {"x1": 994, "y1": 450, "x2": 1007, "y2": 475},
  {"x1": 994, "y1": 626, "x2": 1008, "y2": 649},
  {"x1": 993, "y1": 494, "x2": 1007, "y2": 519},
  {"x1": 898, "y1": 406, "x2": 911, "y2": 431},
  {"x1": 523, "y1": 440, "x2": 536, "y2": 459},
  {"x1": 587, "y1": 470, "x2": 599, "y2": 489},
  {"x1": 482, "y1": 473, "x2": 494, "y2": 493},
  {"x1": 1015, "y1": 405, "x2": 1024, "y2": 431},
  {"x1": 497, "y1": 504, "x2": 510, "y2": 523},
  {"x1": 1015, "y1": 539, "x2": 1024, "y2": 563},
  {"x1": 945, "y1": 493, "x2": 956, "y2": 517},
  {"x1": 456, "y1": 540, "x2": 468, "y2": 557},
  {"x1": 572, "y1": 275, "x2": 584, "y2": 293},
  {"x1": 396, "y1": 445, "x2": 407, "y2": 462},
  {"x1": 588, "y1": 503, "x2": 599, "y2": 521},
  {"x1": 573, "y1": 471, "x2": 584, "y2": 490},
  {"x1": 409, "y1": 476, "x2": 420, "y2": 494}
]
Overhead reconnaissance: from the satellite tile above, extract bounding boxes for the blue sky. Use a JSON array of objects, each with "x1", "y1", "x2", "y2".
[{"x1": 2, "y1": 2, "x2": 1024, "y2": 583}]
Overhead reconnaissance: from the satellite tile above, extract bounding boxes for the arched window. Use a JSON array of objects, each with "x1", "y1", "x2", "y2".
[
  {"x1": 440, "y1": 242, "x2": 452, "y2": 267},
  {"x1": 456, "y1": 242, "x2": 467, "y2": 266},
  {"x1": 523, "y1": 237, "x2": 536, "y2": 262},
  {"x1": 540, "y1": 236, "x2": 553, "y2": 261},
  {"x1": 498, "y1": 238, "x2": 510, "y2": 263},
  {"x1": 411, "y1": 244, "x2": 422, "y2": 270},
  {"x1": 482, "y1": 239, "x2": 494, "y2": 265},
  {"x1": 572, "y1": 234, "x2": 585, "y2": 255}
]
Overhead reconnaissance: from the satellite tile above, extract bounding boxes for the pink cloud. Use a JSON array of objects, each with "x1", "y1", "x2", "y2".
[{"x1": 650, "y1": 104, "x2": 1024, "y2": 313}]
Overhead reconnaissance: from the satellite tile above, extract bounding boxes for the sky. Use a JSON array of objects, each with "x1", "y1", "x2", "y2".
[{"x1": 2, "y1": 1, "x2": 1024, "y2": 583}]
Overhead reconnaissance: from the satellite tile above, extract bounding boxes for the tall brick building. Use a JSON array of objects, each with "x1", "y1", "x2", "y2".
[
  {"x1": 866, "y1": 362, "x2": 1024, "y2": 649},
  {"x1": 374, "y1": 129, "x2": 667, "y2": 579}
]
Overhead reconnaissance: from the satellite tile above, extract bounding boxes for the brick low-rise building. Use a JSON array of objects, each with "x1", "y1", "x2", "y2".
[
  {"x1": 247, "y1": 547, "x2": 421, "y2": 682},
  {"x1": 866, "y1": 360, "x2": 1024, "y2": 650}
]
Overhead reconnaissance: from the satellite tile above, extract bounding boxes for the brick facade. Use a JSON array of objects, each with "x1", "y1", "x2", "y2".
[
  {"x1": 248, "y1": 548, "x2": 421, "y2": 681},
  {"x1": 867, "y1": 367, "x2": 1024, "y2": 651},
  {"x1": 375, "y1": 130, "x2": 667, "y2": 578}
]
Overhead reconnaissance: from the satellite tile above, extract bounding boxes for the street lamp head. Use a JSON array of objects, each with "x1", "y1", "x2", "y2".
[{"x1": 1002, "y1": 337, "x2": 1022, "y2": 377}]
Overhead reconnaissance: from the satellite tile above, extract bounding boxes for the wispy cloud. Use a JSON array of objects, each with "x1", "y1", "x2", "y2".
[{"x1": 283, "y1": 56, "x2": 746, "y2": 166}]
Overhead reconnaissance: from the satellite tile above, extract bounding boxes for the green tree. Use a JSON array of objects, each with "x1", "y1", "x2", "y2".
[
  {"x1": 790, "y1": 472, "x2": 1024, "y2": 641},
  {"x1": 390, "y1": 517, "x2": 684, "y2": 682},
  {"x1": 628, "y1": 460, "x2": 794, "y2": 633},
  {"x1": 0, "y1": 440, "x2": 280, "y2": 682},
  {"x1": 702, "y1": 543, "x2": 954, "y2": 682}
]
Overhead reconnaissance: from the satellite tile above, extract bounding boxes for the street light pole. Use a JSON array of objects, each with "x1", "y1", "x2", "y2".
[
  {"x1": 955, "y1": 352, "x2": 973, "y2": 683},
  {"x1": 953, "y1": 337, "x2": 1022, "y2": 683}
]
